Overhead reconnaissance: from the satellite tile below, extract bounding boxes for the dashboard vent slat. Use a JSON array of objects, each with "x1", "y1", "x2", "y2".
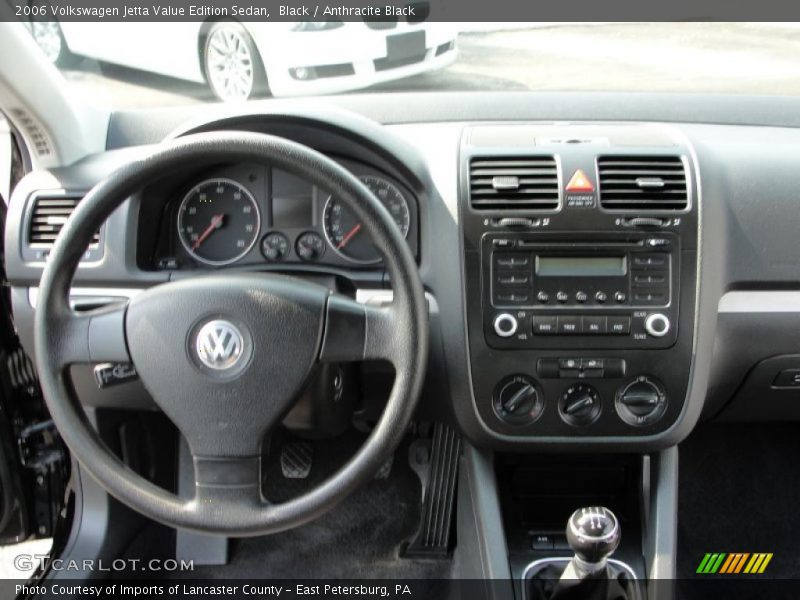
[
  {"x1": 469, "y1": 156, "x2": 559, "y2": 210},
  {"x1": 27, "y1": 196, "x2": 100, "y2": 246},
  {"x1": 598, "y1": 155, "x2": 688, "y2": 211}
]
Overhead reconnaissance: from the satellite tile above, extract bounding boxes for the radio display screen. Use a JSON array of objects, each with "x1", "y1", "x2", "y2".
[{"x1": 536, "y1": 256, "x2": 627, "y2": 277}]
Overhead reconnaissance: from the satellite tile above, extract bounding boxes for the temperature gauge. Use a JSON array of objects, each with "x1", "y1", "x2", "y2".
[{"x1": 295, "y1": 232, "x2": 325, "y2": 262}]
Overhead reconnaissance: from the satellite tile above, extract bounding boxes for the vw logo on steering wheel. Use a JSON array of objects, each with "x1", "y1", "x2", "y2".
[{"x1": 195, "y1": 320, "x2": 245, "y2": 370}]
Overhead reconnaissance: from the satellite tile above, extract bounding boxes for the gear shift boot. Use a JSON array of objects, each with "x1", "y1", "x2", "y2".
[{"x1": 525, "y1": 558, "x2": 637, "y2": 600}]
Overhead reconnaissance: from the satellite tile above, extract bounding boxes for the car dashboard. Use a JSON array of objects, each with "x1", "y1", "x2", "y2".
[{"x1": 6, "y1": 92, "x2": 800, "y2": 453}]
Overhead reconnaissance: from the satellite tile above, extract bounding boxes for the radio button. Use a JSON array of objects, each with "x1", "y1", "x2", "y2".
[
  {"x1": 614, "y1": 291, "x2": 627, "y2": 303},
  {"x1": 493, "y1": 313, "x2": 519, "y2": 338},
  {"x1": 634, "y1": 292, "x2": 667, "y2": 305},
  {"x1": 557, "y1": 316, "x2": 582, "y2": 334},
  {"x1": 495, "y1": 255, "x2": 529, "y2": 268},
  {"x1": 556, "y1": 291, "x2": 569, "y2": 303},
  {"x1": 575, "y1": 291, "x2": 588, "y2": 303},
  {"x1": 496, "y1": 293, "x2": 529, "y2": 303},
  {"x1": 583, "y1": 315, "x2": 607, "y2": 334},
  {"x1": 633, "y1": 254, "x2": 667, "y2": 268},
  {"x1": 595, "y1": 291, "x2": 608, "y2": 304},
  {"x1": 607, "y1": 316, "x2": 632, "y2": 335},
  {"x1": 532, "y1": 316, "x2": 558, "y2": 335},
  {"x1": 497, "y1": 273, "x2": 530, "y2": 286},
  {"x1": 537, "y1": 291, "x2": 550, "y2": 303}
]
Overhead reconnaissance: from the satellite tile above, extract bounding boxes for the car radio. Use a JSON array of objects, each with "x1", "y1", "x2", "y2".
[{"x1": 482, "y1": 232, "x2": 679, "y2": 350}]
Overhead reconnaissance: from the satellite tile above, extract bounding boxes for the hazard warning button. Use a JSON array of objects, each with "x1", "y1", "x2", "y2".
[{"x1": 566, "y1": 169, "x2": 595, "y2": 192}]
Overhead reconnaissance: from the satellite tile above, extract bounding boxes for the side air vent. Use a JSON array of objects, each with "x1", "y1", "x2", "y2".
[
  {"x1": 27, "y1": 195, "x2": 99, "y2": 246},
  {"x1": 469, "y1": 156, "x2": 560, "y2": 210},
  {"x1": 598, "y1": 155, "x2": 688, "y2": 210}
]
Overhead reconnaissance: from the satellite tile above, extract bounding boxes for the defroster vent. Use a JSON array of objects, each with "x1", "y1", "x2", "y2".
[
  {"x1": 469, "y1": 156, "x2": 560, "y2": 210},
  {"x1": 598, "y1": 155, "x2": 688, "y2": 211}
]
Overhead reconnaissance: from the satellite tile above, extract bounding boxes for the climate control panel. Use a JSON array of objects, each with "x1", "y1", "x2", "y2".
[{"x1": 492, "y1": 374, "x2": 669, "y2": 429}]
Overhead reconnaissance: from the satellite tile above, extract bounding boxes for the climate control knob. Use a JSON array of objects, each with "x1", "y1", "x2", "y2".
[
  {"x1": 615, "y1": 376, "x2": 667, "y2": 426},
  {"x1": 644, "y1": 313, "x2": 670, "y2": 338},
  {"x1": 493, "y1": 313, "x2": 519, "y2": 338},
  {"x1": 559, "y1": 384, "x2": 602, "y2": 427},
  {"x1": 493, "y1": 375, "x2": 544, "y2": 425}
]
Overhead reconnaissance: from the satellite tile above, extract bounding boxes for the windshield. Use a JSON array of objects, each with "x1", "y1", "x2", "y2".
[{"x1": 24, "y1": 22, "x2": 800, "y2": 108}]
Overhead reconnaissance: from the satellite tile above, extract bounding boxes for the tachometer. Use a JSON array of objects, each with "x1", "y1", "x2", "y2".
[
  {"x1": 177, "y1": 178, "x2": 261, "y2": 266},
  {"x1": 323, "y1": 175, "x2": 410, "y2": 264}
]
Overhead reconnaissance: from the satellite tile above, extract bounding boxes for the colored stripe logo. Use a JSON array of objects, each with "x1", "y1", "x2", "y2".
[{"x1": 696, "y1": 553, "x2": 773, "y2": 574}]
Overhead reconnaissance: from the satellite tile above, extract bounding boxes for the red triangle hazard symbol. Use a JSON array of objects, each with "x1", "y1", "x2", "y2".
[{"x1": 566, "y1": 169, "x2": 595, "y2": 192}]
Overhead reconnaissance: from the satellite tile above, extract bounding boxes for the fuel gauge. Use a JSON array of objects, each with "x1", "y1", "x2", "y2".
[{"x1": 261, "y1": 232, "x2": 289, "y2": 261}]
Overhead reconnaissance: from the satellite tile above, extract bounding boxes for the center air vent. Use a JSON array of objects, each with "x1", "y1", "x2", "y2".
[
  {"x1": 469, "y1": 156, "x2": 559, "y2": 210},
  {"x1": 27, "y1": 195, "x2": 99, "y2": 246},
  {"x1": 598, "y1": 155, "x2": 688, "y2": 210}
]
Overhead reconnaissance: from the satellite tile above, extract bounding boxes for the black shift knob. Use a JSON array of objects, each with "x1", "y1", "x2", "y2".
[{"x1": 566, "y1": 506, "x2": 621, "y2": 566}]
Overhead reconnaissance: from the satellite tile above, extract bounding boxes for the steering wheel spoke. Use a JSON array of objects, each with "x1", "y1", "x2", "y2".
[
  {"x1": 52, "y1": 301, "x2": 131, "y2": 368},
  {"x1": 192, "y1": 454, "x2": 266, "y2": 508},
  {"x1": 319, "y1": 294, "x2": 400, "y2": 364}
]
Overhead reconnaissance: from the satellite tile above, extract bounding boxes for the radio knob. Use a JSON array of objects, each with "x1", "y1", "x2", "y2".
[
  {"x1": 644, "y1": 313, "x2": 670, "y2": 338},
  {"x1": 493, "y1": 313, "x2": 518, "y2": 338}
]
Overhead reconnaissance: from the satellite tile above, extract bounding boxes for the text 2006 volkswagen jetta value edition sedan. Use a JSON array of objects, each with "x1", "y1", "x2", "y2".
[{"x1": 0, "y1": 16, "x2": 799, "y2": 600}]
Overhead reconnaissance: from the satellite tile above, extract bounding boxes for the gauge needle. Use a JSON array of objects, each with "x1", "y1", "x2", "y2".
[
  {"x1": 337, "y1": 223, "x2": 362, "y2": 250},
  {"x1": 192, "y1": 214, "x2": 225, "y2": 251}
]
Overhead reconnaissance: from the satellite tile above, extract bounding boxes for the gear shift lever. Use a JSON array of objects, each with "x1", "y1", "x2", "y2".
[
  {"x1": 526, "y1": 506, "x2": 634, "y2": 600},
  {"x1": 563, "y1": 506, "x2": 621, "y2": 578}
]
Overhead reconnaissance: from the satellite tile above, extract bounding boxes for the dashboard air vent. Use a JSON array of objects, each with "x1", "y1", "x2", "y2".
[
  {"x1": 469, "y1": 156, "x2": 559, "y2": 210},
  {"x1": 598, "y1": 155, "x2": 688, "y2": 210},
  {"x1": 27, "y1": 195, "x2": 99, "y2": 246}
]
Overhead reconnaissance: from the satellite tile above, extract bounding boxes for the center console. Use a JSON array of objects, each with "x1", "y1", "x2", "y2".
[{"x1": 460, "y1": 124, "x2": 700, "y2": 440}]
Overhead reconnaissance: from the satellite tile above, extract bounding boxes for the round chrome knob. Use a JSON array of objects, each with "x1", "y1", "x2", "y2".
[
  {"x1": 567, "y1": 506, "x2": 621, "y2": 567},
  {"x1": 644, "y1": 313, "x2": 670, "y2": 337},
  {"x1": 493, "y1": 313, "x2": 518, "y2": 338}
]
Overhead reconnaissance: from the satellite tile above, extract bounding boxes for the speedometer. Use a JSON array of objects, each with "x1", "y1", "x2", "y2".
[
  {"x1": 322, "y1": 175, "x2": 410, "y2": 264},
  {"x1": 177, "y1": 178, "x2": 261, "y2": 266}
]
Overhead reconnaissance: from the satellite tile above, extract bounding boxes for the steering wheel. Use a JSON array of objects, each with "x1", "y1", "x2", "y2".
[{"x1": 33, "y1": 132, "x2": 429, "y2": 535}]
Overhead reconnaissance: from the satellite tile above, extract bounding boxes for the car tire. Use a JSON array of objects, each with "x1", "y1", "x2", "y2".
[
  {"x1": 202, "y1": 21, "x2": 268, "y2": 102},
  {"x1": 30, "y1": 19, "x2": 79, "y2": 67}
]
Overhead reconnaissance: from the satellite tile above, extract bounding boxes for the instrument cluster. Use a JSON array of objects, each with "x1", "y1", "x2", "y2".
[{"x1": 148, "y1": 159, "x2": 419, "y2": 270}]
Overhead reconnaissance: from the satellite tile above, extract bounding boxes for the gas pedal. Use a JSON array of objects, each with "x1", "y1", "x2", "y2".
[{"x1": 280, "y1": 441, "x2": 314, "y2": 479}]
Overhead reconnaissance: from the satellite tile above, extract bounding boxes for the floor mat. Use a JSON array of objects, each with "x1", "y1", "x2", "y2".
[{"x1": 677, "y1": 423, "x2": 800, "y2": 582}]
